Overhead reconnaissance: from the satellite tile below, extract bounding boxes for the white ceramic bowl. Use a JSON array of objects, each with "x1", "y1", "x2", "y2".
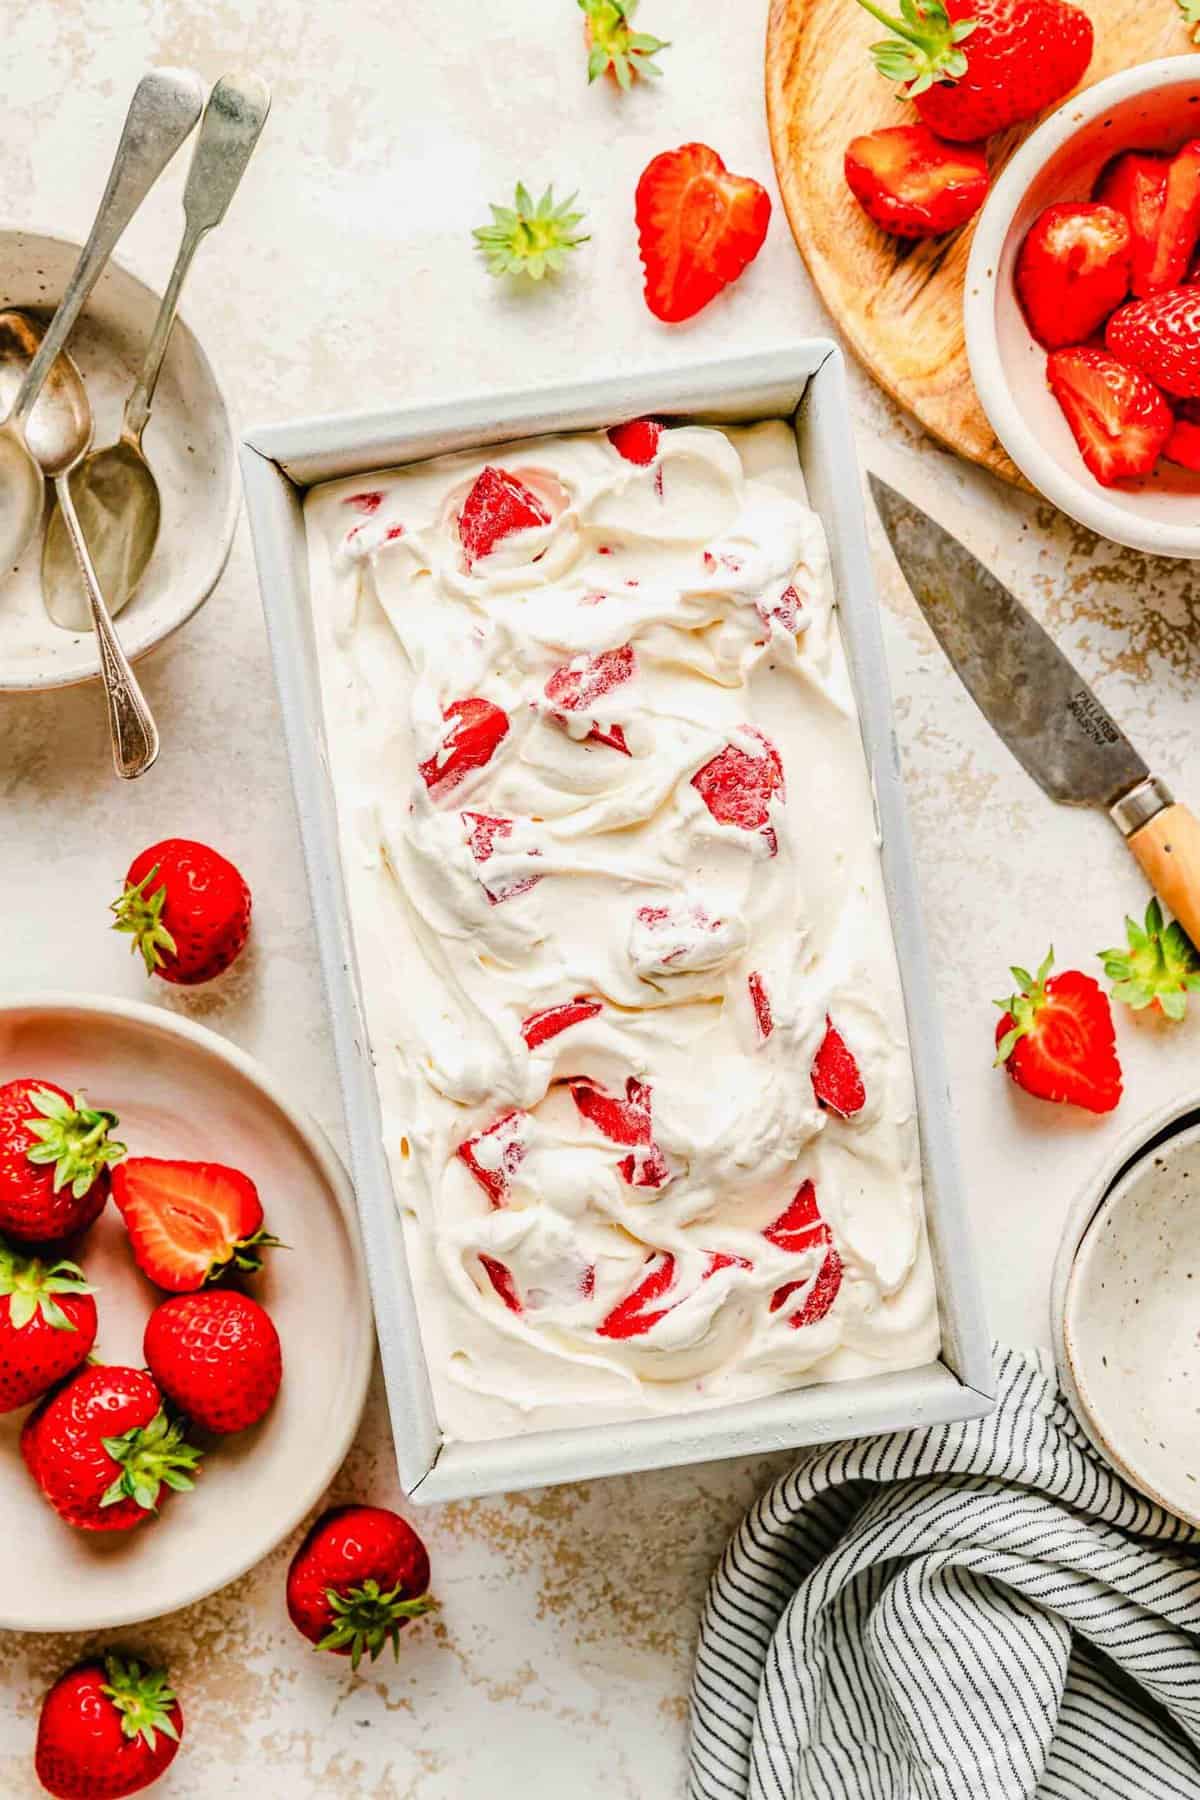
[
  {"x1": 966, "y1": 57, "x2": 1200, "y2": 560},
  {"x1": 0, "y1": 228, "x2": 238, "y2": 691},
  {"x1": 1056, "y1": 1101, "x2": 1200, "y2": 1526},
  {"x1": 0, "y1": 995, "x2": 373, "y2": 1632}
]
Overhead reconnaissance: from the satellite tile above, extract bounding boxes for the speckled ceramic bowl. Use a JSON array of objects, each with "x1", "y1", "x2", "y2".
[
  {"x1": 0, "y1": 227, "x2": 238, "y2": 692},
  {"x1": 1060, "y1": 1109, "x2": 1200, "y2": 1526}
]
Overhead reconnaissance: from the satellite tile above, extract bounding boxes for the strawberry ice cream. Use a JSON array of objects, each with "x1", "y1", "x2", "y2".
[{"x1": 304, "y1": 418, "x2": 939, "y2": 1442}]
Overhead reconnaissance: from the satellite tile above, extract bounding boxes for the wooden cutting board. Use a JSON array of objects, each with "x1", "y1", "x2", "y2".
[{"x1": 765, "y1": 0, "x2": 1193, "y2": 483}]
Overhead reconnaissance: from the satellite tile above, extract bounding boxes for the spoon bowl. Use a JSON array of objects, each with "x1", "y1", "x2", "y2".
[{"x1": 42, "y1": 438, "x2": 159, "y2": 626}]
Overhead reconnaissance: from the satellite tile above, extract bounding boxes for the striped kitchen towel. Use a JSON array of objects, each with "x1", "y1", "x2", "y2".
[{"x1": 689, "y1": 1347, "x2": 1200, "y2": 1800}]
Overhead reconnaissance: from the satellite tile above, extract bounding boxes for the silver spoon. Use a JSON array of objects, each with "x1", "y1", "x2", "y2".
[
  {"x1": 0, "y1": 68, "x2": 204, "y2": 574},
  {"x1": 43, "y1": 73, "x2": 271, "y2": 630},
  {"x1": 25, "y1": 336, "x2": 159, "y2": 778}
]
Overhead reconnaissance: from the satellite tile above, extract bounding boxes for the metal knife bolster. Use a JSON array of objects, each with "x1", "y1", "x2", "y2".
[{"x1": 1111, "y1": 776, "x2": 1174, "y2": 838}]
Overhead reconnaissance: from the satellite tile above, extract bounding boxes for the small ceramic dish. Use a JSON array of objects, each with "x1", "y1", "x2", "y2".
[
  {"x1": 1055, "y1": 1096, "x2": 1200, "y2": 1526},
  {"x1": 965, "y1": 56, "x2": 1200, "y2": 560},
  {"x1": 0, "y1": 995, "x2": 373, "y2": 1632},
  {"x1": 0, "y1": 228, "x2": 237, "y2": 692}
]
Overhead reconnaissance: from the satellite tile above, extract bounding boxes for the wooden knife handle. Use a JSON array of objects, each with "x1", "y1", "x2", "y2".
[{"x1": 1128, "y1": 804, "x2": 1200, "y2": 947}]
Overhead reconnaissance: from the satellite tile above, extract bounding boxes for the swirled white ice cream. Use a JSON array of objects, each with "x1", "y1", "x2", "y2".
[{"x1": 304, "y1": 418, "x2": 939, "y2": 1443}]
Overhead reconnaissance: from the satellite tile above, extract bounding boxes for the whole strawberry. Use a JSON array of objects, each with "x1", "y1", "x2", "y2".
[
  {"x1": 112, "y1": 838, "x2": 251, "y2": 985},
  {"x1": 145, "y1": 1290, "x2": 282, "y2": 1434},
  {"x1": 995, "y1": 948, "x2": 1122, "y2": 1115},
  {"x1": 0, "y1": 1242, "x2": 96, "y2": 1412},
  {"x1": 857, "y1": 0, "x2": 1093, "y2": 143},
  {"x1": 0, "y1": 1079, "x2": 123, "y2": 1244},
  {"x1": 22, "y1": 1364, "x2": 202, "y2": 1532},
  {"x1": 286, "y1": 1505, "x2": 436, "y2": 1669},
  {"x1": 35, "y1": 1654, "x2": 182, "y2": 1799}
]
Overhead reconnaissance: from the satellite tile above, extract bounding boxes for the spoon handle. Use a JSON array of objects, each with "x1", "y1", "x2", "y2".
[
  {"x1": 55, "y1": 473, "x2": 160, "y2": 779},
  {"x1": 14, "y1": 69, "x2": 204, "y2": 427},
  {"x1": 124, "y1": 73, "x2": 271, "y2": 443}
]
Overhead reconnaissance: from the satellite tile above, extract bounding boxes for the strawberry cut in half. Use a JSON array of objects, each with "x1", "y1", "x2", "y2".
[
  {"x1": 811, "y1": 1018, "x2": 867, "y2": 1119},
  {"x1": 1046, "y1": 348, "x2": 1172, "y2": 487},
  {"x1": 763, "y1": 1181, "x2": 844, "y2": 1329},
  {"x1": 569, "y1": 1076, "x2": 671, "y2": 1188},
  {"x1": 111, "y1": 1159, "x2": 278, "y2": 1293},
  {"x1": 607, "y1": 419, "x2": 662, "y2": 464},
  {"x1": 635, "y1": 142, "x2": 771, "y2": 324},
  {"x1": 597, "y1": 1249, "x2": 747, "y2": 1340},
  {"x1": 458, "y1": 467, "x2": 550, "y2": 567},
  {"x1": 691, "y1": 730, "x2": 784, "y2": 851},
  {"x1": 1094, "y1": 153, "x2": 1170, "y2": 298},
  {"x1": 1138, "y1": 139, "x2": 1200, "y2": 297},
  {"x1": 995, "y1": 948, "x2": 1122, "y2": 1114},
  {"x1": 1106, "y1": 287, "x2": 1200, "y2": 399},
  {"x1": 844, "y1": 124, "x2": 988, "y2": 240},
  {"x1": 1015, "y1": 203, "x2": 1132, "y2": 351},
  {"x1": 419, "y1": 698, "x2": 509, "y2": 799},
  {"x1": 456, "y1": 1110, "x2": 530, "y2": 1207},
  {"x1": 521, "y1": 996, "x2": 603, "y2": 1050}
]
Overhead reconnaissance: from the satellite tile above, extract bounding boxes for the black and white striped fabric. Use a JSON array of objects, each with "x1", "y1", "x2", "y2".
[{"x1": 689, "y1": 1347, "x2": 1200, "y2": 1800}]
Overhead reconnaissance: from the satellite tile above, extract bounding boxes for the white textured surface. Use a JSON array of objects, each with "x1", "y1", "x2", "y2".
[{"x1": 1, "y1": 0, "x2": 1199, "y2": 1792}]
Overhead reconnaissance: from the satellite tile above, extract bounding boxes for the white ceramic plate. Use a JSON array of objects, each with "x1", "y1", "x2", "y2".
[
  {"x1": 0, "y1": 995, "x2": 373, "y2": 1632},
  {"x1": 0, "y1": 228, "x2": 238, "y2": 691}
]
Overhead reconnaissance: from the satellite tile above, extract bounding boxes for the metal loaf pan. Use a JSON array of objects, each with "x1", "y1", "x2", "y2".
[{"x1": 241, "y1": 344, "x2": 993, "y2": 1504}]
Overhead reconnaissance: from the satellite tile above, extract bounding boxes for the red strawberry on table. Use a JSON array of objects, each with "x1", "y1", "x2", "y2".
[
  {"x1": 635, "y1": 143, "x2": 771, "y2": 324},
  {"x1": 764, "y1": 1182, "x2": 844, "y2": 1328},
  {"x1": 1046, "y1": 348, "x2": 1172, "y2": 487},
  {"x1": 521, "y1": 996, "x2": 603, "y2": 1050},
  {"x1": 811, "y1": 1018, "x2": 867, "y2": 1119},
  {"x1": 458, "y1": 466, "x2": 549, "y2": 567},
  {"x1": 112, "y1": 1158, "x2": 277, "y2": 1292},
  {"x1": 419, "y1": 698, "x2": 509, "y2": 799},
  {"x1": 844, "y1": 124, "x2": 988, "y2": 240},
  {"x1": 286, "y1": 1505, "x2": 436, "y2": 1669},
  {"x1": 569, "y1": 1075, "x2": 671, "y2": 1188},
  {"x1": 995, "y1": 948, "x2": 1122, "y2": 1114},
  {"x1": 457, "y1": 1109, "x2": 531, "y2": 1207},
  {"x1": 608, "y1": 419, "x2": 662, "y2": 464},
  {"x1": 856, "y1": 0, "x2": 1093, "y2": 144},
  {"x1": 22, "y1": 1364, "x2": 202, "y2": 1532},
  {"x1": 1106, "y1": 287, "x2": 1200, "y2": 398},
  {"x1": 144, "y1": 1290, "x2": 282, "y2": 1435},
  {"x1": 112, "y1": 838, "x2": 251, "y2": 986},
  {"x1": 0, "y1": 1079, "x2": 122, "y2": 1244},
  {"x1": 691, "y1": 730, "x2": 785, "y2": 851},
  {"x1": 1015, "y1": 204, "x2": 1132, "y2": 351},
  {"x1": 1095, "y1": 153, "x2": 1170, "y2": 298},
  {"x1": 0, "y1": 1242, "x2": 96, "y2": 1412},
  {"x1": 35, "y1": 1654, "x2": 182, "y2": 1800}
]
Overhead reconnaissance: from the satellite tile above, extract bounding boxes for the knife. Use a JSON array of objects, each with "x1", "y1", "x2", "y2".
[{"x1": 869, "y1": 475, "x2": 1200, "y2": 947}]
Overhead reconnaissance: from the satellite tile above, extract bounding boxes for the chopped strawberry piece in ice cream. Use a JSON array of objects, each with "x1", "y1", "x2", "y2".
[
  {"x1": 521, "y1": 995, "x2": 603, "y2": 1050},
  {"x1": 479, "y1": 1254, "x2": 522, "y2": 1313},
  {"x1": 343, "y1": 491, "x2": 383, "y2": 515},
  {"x1": 748, "y1": 972, "x2": 774, "y2": 1039},
  {"x1": 811, "y1": 1018, "x2": 866, "y2": 1119},
  {"x1": 457, "y1": 1110, "x2": 530, "y2": 1207},
  {"x1": 764, "y1": 1181, "x2": 843, "y2": 1328},
  {"x1": 569, "y1": 1075, "x2": 671, "y2": 1188},
  {"x1": 691, "y1": 730, "x2": 785, "y2": 853},
  {"x1": 461, "y1": 811, "x2": 543, "y2": 905},
  {"x1": 459, "y1": 466, "x2": 550, "y2": 567},
  {"x1": 770, "y1": 1253, "x2": 843, "y2": 1328},
  {"x1": 545, "y1": 645, "x2": 635, "y2": 757},
  {"x1": 419, "y1": 698, "x2": 509, "y2": 799},
  {"x1": 630, "y1": 902, "x2": 746, "y2": 978},
  {"x1": 756, "y1": 584, "x2": 802, "y2": 634},
  {"x1": 597, "y1": 1249, "x2": 750, "y2": 1339},
  {"x1": 607, "y1": 419, "x2": 662, "y2": 465}
]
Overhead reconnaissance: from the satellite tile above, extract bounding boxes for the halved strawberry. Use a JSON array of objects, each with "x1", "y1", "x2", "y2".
[
  {"x1": 521, "y1": 996, "x2": 603, "y2": 1050},
  {"x1": 608, "y1": 419, "x2": 662, "y2": 463},
  {"x1": 691, "y1": 730, "x2": 784, "y2": 849},
  {"x1": 748, "y1": 972, "x2": 774, "y2": 1040},
  {"x1": 844, "y1": 125, "x2": 988, "y2": 240},
  {"x1": 456, "y1": 1110, "x2": 530, "y2": 1207},
  {"x1": 811, "y1": 1018, "x2": 866, "y2": 1119},
  {"x1": 597, "y1": 1249, "x2": 747, "y2": 1339},
  {"x1": 635, "y1": 143, "x2": 771, "y2": 324},
  {"x1": 419, "y1": 699, "x2": 509, "y2": 799},
  {"x1": 458, "y1": 467, "x2": 549, "y2": 567},
  {"x1": 1015, "y1": 203, "x2": 1132, "y2": 350},
  {"x1": 994, "y1": 948, "x2": 1122, "y2": 1114},
  {"x1": 1106, "y1": 287, "x2": 1200, "y2": 399},
  {"x1": 1094, "y1": 152, "x2": 1169, "y2": 297},
  {"x1": 1141, "y1": 140, "x2": 1200, "y2": 296},
  {"x1": 111, "y1": 1159, "x2": 276, "y2": 1293},
  {"x1": 763, "y1": 1182, "x2": 843, "y2": 1328},
  {"x1": 569, "y1": 1076, "x2": 670, "y2": 1188},
  {"x1": 461, "y1": 812, "x2": 543, "y2": 905},
  {"x1": 1046, "y1": 348, "x2": 1172, "y2": 487}
]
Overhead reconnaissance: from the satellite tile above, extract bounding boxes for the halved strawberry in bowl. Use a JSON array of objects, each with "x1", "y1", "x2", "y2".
[
  {"x1": 1015, "y1": 204, "x2": 1131, "y2": 351},
  {"x1": 458, "y1": 466, "x2": 550, "y2": 568},
  {"x1": 1106, "y1": 286, "x2": 1200, "y2": 399},
  {"x1": 1135, "y1": 139, "x2": 1200, "y2": 297},
  {"x1": 1046, "y1": 348, "x2": 1172, "y2": 487},
  {"x1": 844, "y1": 125, "x2": 988, "y2": 240},
  {"x1": 111, "y1": 1158, "x2": 278, "y2": 1292},
  {"x1": 1094, "y1": 152, "x2": 1169, "y2": 297},
  {"x1": 419, "y1": 698, "x2": 509, "y2": 799}
]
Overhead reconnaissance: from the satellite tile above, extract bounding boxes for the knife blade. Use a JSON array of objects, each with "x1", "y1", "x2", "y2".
[{"x1": 869, "y1": 473, "x2": 1200, "y2": 947}]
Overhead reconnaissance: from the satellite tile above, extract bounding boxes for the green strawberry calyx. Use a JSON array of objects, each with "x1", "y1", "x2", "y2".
[
  {"x1": 100, "y1": 1409, "x2": 203, "y2": 1513},
  {"x1": 100, "y1": 1655, "x2": 180, "y2": 1751},
  {"x1": 994, "y1": 947, "x2": 1055, "y2": 1066},
  {"x1": 111, "y1": 861, "x2": 177, "y2": 976},
  {"x1": 1099, "y1": 898, "x2": 1200, "y2": 1022},
  {"x1": 473, "y1": 185, "x2": 589, "y2": 281},
  {"x1": 854, "y1": 0, "x2": 979, "y2": 99},
  {"x1": 24, "y1": 1089, "x2": 125, "y2": 1200},
  {"x1": 0, "y1": 1243, "x2": 92, "y2": 1331},
  {"x1": 208, "y1": 1223, "x2": 285, "y2": 1284},
  {"x1": 578, "y1": 0, "x2": 669, "y2": 88},
  {"x1": 318, "y1": 1578, "x2": 438, "y2": 1671},
  {"x1": 1179, "y1": 0, "x2": 1200, "y2": 45}
]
